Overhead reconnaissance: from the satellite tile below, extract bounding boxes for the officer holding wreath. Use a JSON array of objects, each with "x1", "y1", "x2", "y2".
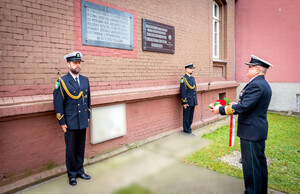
[{"x1": 211, "y1": 55, "x2": 273, "y2": 194}]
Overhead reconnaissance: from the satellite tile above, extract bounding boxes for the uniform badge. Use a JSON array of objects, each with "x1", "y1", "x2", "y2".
[
  {"x1": 180, "y1": 79, "x2": 184, "y2": 84},
  {"x1": 84, "y1": 94, "x2": 87, "y2": 98},
  {"x1": 55, "y1": 81, "x2": 60, "y2": 89},
  {"x1": 56, "y1": 113, "x2": 63, "y2": 120}
]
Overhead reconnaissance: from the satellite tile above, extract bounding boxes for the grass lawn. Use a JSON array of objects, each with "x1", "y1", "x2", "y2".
[
  {"x1": 186, "y1": 112, "x2": 300, "y2": 194},
  {"x1": 114, "y1": 183, "x2": 155, "y2": 194}
]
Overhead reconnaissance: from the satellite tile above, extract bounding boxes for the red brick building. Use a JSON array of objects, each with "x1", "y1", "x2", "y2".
[{"x1": 0, "y1": 0, "x2": 237, "y2": 189}]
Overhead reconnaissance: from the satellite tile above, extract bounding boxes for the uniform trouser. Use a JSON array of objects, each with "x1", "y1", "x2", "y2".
[
  {"x1": 183, "y1": 106, "x2": 195, "y2": 133},
  {"x1": 64, "y1": 128, "x2": 86, "y2": 179},
  {"x1": 240, "y1": 139, "x2": 268, "y2": 194}
]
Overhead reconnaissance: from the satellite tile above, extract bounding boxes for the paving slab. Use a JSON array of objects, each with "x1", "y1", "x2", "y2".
[
  {"x1": 15, "y1": 118, "x2": 283, "y2": 194},
  {"x1": 138, "y1": 162, "x2": 244, "y2": 194}
]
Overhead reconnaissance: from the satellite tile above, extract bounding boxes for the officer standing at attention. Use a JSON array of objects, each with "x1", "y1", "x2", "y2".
[
  {"x1": 211, "y1": 55, "x2": 273, "y2": 194},
  {"x1": 53, "y1": 52, "x2": 91, "y2": 186},
  {"x1": 180, "y1": 63, "x2": 198, "y2": 135}
]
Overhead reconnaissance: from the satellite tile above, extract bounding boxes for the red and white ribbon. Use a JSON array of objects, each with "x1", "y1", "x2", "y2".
[{"x1": 229, "y1": 115, "x2": 235, "y2": 147}]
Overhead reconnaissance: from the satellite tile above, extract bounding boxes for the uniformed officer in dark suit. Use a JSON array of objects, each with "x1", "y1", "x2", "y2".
[
  {"x1": 211, "y1": 55, "x2": 273, "y2": 194},
  {"x1": 180, "y1": 63, "x2": 198, "y2": 135},
  {"x1": 53, "y1": 51, "x2": 91, "y2": 186}
]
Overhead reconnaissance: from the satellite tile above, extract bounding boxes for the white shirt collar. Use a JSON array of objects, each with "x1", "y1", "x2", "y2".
[
  {"x1": 69, "y1": 72, "x2": 79, "y2": 80},
  {"x1": 69, "y1": 72, "x2": 80, "y2": 86},
  {"x1": 186, "y1": 73, "x2": 191, "y2": 77}
]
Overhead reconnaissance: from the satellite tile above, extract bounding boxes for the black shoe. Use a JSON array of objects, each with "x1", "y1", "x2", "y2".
[
  {"x1": 69, "y1": 178, "x2": 77, "y2": 186},
  {"x1": 187, "y1": 132, "x2": 196, "y2": 136},
  {"x1": 183, "y1": 131, "x2": 196, "y2": 136},
  {"x1": 77, "y1": 173, "x2": 91, "y2": 180}
]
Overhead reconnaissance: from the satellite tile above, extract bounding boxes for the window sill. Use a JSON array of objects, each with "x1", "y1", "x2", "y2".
[{"x1": 213, "y1": 59, "x2": 227, "y2": 64}]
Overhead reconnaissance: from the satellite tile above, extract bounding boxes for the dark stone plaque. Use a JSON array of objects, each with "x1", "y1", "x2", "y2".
[
  {"x1": 142, "y1": 19, "x2": 175, "y2": 54},
  {"x1": 81, "y1": 0, "x2": 134, "y2": 50}
]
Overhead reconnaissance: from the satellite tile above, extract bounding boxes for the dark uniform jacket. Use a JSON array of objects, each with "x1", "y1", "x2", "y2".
[
  {"x1": 53, "y1": 72, "x2": 91, "y2": 130},
  {"x1": 219, "y1": 75, "x2": 272, "y2": 141},
  {"x1": 180, "y1": 74, "x2": 198, "y2": 106}
]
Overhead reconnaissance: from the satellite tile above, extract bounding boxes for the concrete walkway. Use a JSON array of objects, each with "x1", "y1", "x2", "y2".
[{"x1": 15, "y1": 119, "x2": 282, "y2": 194}]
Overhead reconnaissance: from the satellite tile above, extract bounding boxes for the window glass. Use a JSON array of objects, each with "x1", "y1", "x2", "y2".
[{"x1": 213, "y1": 1, "x2": 219, "y2": 58}]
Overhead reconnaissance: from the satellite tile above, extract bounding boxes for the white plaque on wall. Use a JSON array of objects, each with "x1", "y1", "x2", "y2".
[{"x1": 91, "y1": 104, "x2": 126, "y2": 144}]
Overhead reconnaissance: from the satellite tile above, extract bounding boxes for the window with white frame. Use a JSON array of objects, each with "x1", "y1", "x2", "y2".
[{"x1": 213, "y1": 1, "x2": 220, "y2": 59}]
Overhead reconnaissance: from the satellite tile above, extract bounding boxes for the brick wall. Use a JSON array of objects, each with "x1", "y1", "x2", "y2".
[
  {"x1": 0, "y1": 0, "x2": 235, "y2": 95},
  {"x1": 0, "y1": 0, "x2": 71, "y2": 86},
  {"x1": 0, "y1": 87, "x2": 237, "y2": 186},
  {"x1": 0, "y1": 0, "x2": 236, "y2": 188},
  {"x1": 0, "y1": 113, "x2": 65, "y2": 181}
]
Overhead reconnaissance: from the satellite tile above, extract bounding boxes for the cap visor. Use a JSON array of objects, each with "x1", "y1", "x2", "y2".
[
  {"x1": 68, "y1": 59, "x2": 84, "y2": 62},
  {"x1": 245, "y1": 63, "x2": 256, "y2": 66}
]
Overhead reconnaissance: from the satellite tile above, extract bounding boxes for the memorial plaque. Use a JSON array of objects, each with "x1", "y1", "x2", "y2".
[
  {"x1": 81, "y1": 0, "x2": 134, "y2": 50},
  {"x1": 142, "y1": 18, "x2": 175, "y2": 53}
]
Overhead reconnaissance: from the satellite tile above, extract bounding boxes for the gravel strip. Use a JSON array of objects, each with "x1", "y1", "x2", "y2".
[
  {"x1": 219, "y1": 150, "x2": 243, "y2": 169},
  {"x1": 219, "y1": 150, "x2": 271, "y2": 169}
]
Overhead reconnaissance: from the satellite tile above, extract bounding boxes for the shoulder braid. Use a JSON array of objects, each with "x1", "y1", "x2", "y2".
[
  {"x1": 182, "y1": 77, "x2": 195, "y2": 90},
  {"x1": 58, "y1": 77, "x2": 84, "y2": 101}
]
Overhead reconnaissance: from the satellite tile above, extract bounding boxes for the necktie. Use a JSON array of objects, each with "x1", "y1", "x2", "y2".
[{"x1": 75, "y1": 77, "x2": 80, "y2": 87}]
